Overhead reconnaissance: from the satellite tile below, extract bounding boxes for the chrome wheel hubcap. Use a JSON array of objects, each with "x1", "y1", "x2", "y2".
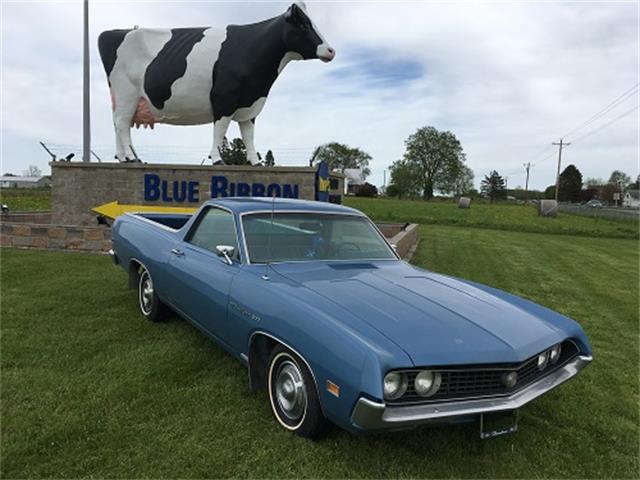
[
  {"x1": 140, "y1": 273, "x2": 153, "y2": 314},
  {"x1": 275, "y1": 360, "x2": 307, "y2": 421}
]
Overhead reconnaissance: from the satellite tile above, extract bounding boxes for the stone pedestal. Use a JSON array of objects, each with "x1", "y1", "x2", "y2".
[{"x1": 51, "y1": 162, "x2": 344, "y2": 225}]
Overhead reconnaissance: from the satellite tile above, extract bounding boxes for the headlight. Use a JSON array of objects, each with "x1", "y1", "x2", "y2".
[
  {"x1": 414, "y1": 370, "x2": 442, "y2": 397},
  {"x1": 549, "y1": 343, "x2": 561, "y2": 364},
  {"x1": 537, "y1": 351, "x2": 549, "y2": 370},
  {"x1": 383, "y1": 372, "x2": 408, "y2": 400}
]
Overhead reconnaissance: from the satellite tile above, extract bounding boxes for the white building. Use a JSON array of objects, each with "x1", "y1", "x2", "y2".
[
  {"x1": 0, "y1": 176, "x2": 51, "y2": 188},
  {"x1": 343, "y1": 168, "x2": 366, "y2": 195},
  {"x1": 623, "y1": 190, "x2": 640, "y2": 208}
]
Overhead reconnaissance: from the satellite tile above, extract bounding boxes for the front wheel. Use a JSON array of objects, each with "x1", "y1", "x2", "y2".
[
  {"x1": 267, "y1": 345, "x2": 329, "y2": 439},
  {"x1": 137, "y1": 266, "x2": 169, "y2": 322}
]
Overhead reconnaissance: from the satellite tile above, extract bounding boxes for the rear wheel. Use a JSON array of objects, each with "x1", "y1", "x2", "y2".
[
  {"x1": 137, "y1": 266, "x2": 168, "y2": 322},
  {"x1": 267, "y1": 345, "x2": 329, "y2": 439}
]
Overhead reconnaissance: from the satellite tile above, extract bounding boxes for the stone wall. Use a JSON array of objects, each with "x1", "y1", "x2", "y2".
[
  {"x1": 52, "y1": 162, "x2": 344, "y2": 226},
  {"x1": 381, "y1": 223, "x2": 420, "y2": 260},
  {"x1": 1, "y1": 221, "x2": 111, "y2": 252}
]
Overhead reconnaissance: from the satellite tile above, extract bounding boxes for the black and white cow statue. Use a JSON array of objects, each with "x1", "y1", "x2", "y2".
[{"x1": 98, "y1": 2, "x2": 334, "y2": 164}]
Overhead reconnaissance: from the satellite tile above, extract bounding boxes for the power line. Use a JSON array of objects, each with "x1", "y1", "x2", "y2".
[
  {"x1": 561, "y1": 82, "x2": 639, "y2": 139},
  {"x1": 568, "y1": 104, "x2": 639, "y2": 145}
]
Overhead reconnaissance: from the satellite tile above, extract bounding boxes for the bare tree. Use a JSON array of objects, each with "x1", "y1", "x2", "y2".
[{"x1": 23, "y1": 165, "x2": 43, "y2": 177}]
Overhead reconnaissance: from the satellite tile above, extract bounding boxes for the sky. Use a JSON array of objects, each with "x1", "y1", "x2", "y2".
[{"x1": 1, "y1": 0, "x2": 639, "y2": 191}]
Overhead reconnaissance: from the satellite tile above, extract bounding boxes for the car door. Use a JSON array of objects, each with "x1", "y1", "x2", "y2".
[{"x1": 168, "y1": 206, "x2": 241, "y2": 344}]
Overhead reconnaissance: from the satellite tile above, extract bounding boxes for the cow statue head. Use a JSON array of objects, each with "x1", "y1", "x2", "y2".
[{"x1": 283, "y1": 2, "x2": 335, "y2": 63}]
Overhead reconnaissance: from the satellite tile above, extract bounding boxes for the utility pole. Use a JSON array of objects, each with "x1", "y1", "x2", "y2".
[
  {"x1": 523, "y1": 162, "x2": 533, "y2": 203},
  {"x1": 82, "y1": 0, "x2": 91, "y2": 162},
  {"x1": 552, "y1": 139, "x2": 570, "y2": 202}
]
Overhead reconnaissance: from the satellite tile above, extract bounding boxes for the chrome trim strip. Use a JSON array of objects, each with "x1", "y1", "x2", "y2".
[
  {"x1": 238, "y1": 209, "x2": 399, "y2": 265},
  {"x1": 184, "y1": 204, "x2": 247, "y2": 265},
  {"x1": 351, "y1": 354, "x2": 592, "y2": 430}
]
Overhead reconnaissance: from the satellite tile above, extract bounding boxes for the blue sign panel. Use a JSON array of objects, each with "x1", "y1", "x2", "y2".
[{"x1": 143, "y1": 173, "x2": 300, "y2": 203}]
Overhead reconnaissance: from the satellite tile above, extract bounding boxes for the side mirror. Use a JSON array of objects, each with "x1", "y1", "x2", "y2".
[{"x1": 216, "y1": 245, "x2": 236, "y2": 265}]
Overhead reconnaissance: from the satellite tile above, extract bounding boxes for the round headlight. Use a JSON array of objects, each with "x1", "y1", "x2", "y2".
[
  {"x1": 414, "y1": 370, "x2": 441, "y2": 397},
  {"x1": 549, "y1": 343, "x2": 561, "y2": 364},
  {"x1": 383, "y1": 372, "x2": 408, "y2": 400},
  {"x1": 537, "y1": 351, "x2": 549, "y2": 371}
]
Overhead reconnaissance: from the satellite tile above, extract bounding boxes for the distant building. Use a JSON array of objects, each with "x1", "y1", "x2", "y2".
[
  {"x1": 0, "y1": 176, "x2": 51, "y2": 188},
  {"x1": 343, "y1": 168, "x2": 366, "y2": 195},
  {"x1": 623, "y1": 189, "x2": 640, "y2": 208}
]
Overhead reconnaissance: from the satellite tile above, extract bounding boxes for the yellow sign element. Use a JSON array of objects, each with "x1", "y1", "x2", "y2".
[
  {"x1": 92, "y1": 201, "x2": 197, "y2": 220},
  {"x1": 318, "y1": 177, "x2": 331, "y2": 193}
]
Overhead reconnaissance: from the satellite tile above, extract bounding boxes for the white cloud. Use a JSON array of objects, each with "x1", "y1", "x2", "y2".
[{"x1": 1, "y1": 1, "x2": 638, "y2": 190}]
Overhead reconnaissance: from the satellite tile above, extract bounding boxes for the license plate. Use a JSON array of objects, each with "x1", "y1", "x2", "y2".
[{"x1": 480, "y1": 410, "x2": 518, "y2": 439}]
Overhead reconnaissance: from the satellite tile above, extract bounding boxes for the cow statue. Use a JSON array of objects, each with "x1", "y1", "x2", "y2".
[{"x1": 98, "y1": 2, "x2": 335, "y2": 164}]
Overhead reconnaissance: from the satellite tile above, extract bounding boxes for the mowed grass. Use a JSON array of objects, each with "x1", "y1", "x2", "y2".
[
  {"x1": 2, "y1": 225, "x2": 638, "y2": 478},
  {"x1": 345, "y1": 197, "x2": 639, "y2": 239},
  {"x1": 0, "y1": 187, "x2": 52, "y2": 211}
]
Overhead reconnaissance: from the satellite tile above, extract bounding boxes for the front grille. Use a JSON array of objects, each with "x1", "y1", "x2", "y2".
[{"x1": 387, "y1": 340, "x2": 579, "y2": 405}]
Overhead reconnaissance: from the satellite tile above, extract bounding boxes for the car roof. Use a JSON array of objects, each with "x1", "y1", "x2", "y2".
[{"x1": 205, "y1": 197, "x2": 363, "y2": 216}]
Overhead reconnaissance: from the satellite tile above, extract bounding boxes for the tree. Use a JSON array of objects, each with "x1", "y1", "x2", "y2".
[
  {"x1": 310, "y1": 143, "x2": 371, "y2": 178},
  {"x1": 608, "y1": 170, "x2": 631, "y2": 187},
  {"x1": 585, "y1": 177, "x2": 605, "y2": 188},
  {"x1": 544, "y1": 185, "x2": 556, "y2": 199},
  {"x1": 388, "y1": 159, "x2": 421, "y2": 199},
  {"x1": 219, "y1": 137, "x2": 249, "y2": 165},
  {"x1": 443, "y1": 163, "x2": 474, "y2": 197},
  {"x1": 385, "y1": 184, "x2": 400, "y2": 197},
  {"x1": 629, "y1": 174, "x2": 640, "y2": 190},
  {"x1": 558, "y1": 164, "x2": 582, "y2": 202},
  {"x1": 264, "y1": 150, "x2": 275, "y2": 167},
  {"x1": 402, "y1": 126, "x2": 466, "y2": 200},
  {"x1": 480, "y1": 170, "x2": 506, "y2": 203},
  {"x1": 23, "y1": 165, "x2": 42, "y2": 177}
]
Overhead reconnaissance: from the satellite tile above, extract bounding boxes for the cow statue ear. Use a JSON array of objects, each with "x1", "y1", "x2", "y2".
[{"x1": 285, "y1": 3, "x2": 301, "y2": 24}]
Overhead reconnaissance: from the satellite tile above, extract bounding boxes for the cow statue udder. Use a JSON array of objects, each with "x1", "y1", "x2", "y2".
[{"x1": 98, "y1": 2, "x2": 334, "y2": 164}]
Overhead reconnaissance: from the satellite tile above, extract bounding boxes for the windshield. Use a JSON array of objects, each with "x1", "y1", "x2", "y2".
[{"x1": 242, "y1": 213, "x2": 398, "y2": 264}]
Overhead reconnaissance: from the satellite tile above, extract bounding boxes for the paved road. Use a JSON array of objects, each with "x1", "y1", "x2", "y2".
[{"x1": 559, "y1": 204, "x2": 639, "y2": 221}]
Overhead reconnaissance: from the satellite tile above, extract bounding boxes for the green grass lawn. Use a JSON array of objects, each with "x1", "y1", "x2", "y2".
[
  {"x1": 345, "y1": 197, "x2": 639, "y2": 239},
  {"x1": 0, "y1": 187, "x2": 51, "y2": 211},
  {"x1": 2, "y1": 225, "x2": 638, "y2": 478}
]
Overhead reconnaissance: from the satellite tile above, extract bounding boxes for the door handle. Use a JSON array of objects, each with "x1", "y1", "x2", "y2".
[{"x1": 171, "y1": 248, "x2": 184, "y2": 257}]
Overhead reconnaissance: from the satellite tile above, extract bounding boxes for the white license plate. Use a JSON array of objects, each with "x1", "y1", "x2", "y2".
[{"x1": 480, "y1": 410, "x2": 518, "y2": 439}]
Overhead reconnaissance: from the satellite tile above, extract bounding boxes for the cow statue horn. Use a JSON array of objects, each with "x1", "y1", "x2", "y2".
[{"x1": 98, "y1": 3, "x2": 335, "y2": 165}]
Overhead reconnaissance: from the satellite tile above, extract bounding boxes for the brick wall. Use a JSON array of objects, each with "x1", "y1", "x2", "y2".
[
  {"x1": 1, "y1": 222, "x2": 111, "y2": 252},
  {"x1": 0, "y1": 211, "x2": 52, "y2": 224},
  {"x1": 52, "y1": 162, "x2": 344, "y2": 226}
]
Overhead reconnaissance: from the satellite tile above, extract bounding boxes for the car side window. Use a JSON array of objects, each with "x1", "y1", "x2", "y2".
[{"x1": 186, "y1": 208, "x2": 239, "y2": 259}]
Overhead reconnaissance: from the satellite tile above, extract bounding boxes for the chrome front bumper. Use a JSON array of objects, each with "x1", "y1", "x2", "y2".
[{"x1": 351, "y1": 354, "x2": 592, "y2": 430}]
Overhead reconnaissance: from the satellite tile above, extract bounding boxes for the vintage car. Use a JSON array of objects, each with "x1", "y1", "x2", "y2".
[{"x1": 110, "y1": 198, "x2": 592, "y2": 439}]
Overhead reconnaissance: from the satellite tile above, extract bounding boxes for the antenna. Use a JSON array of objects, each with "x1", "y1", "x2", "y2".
[
  {"x1": 39, "y1": 142, "x2": 57, "y2": 162},
  {"x1": 262, "y1": 193, "x2": 276, "y2": 280}
]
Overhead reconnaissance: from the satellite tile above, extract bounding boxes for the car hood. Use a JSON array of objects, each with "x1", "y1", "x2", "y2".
[{"x1": 272, "y1": 261, "x2": 565, "y2": 366}]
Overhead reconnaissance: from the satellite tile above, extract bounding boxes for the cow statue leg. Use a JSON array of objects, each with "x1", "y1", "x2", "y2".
[
  {"x1": 209, "y1": 117, "x2": 231, "y2": 165},
  {"x1": 239, "y1": 120, "x2": 260, "y2": 165},
  {"x1": 111, "y1": 82, "x2": 140, "y2": 162}
]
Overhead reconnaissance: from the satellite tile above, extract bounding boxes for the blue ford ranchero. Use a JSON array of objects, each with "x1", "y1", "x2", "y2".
[{"x1": 110, "y1": 198, "x2": 592, "y2": 439}]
